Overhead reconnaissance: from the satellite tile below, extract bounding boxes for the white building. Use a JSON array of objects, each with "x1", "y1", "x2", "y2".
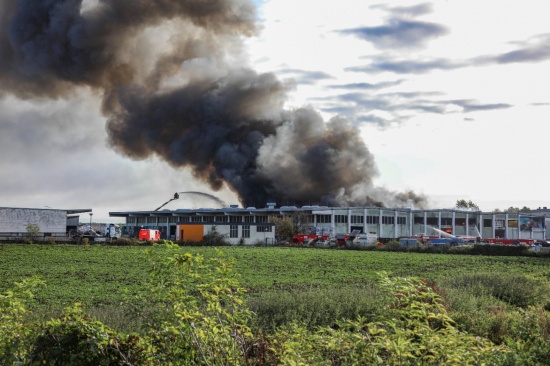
[
  {"x1": 110, "y1": 204, "x2": 547, "y2": 244},
  {"x1": 0, "y1": 207, "x2": 91, "y2": 242}
]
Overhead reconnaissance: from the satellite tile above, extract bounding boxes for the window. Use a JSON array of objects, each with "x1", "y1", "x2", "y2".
[
  {"x1": 230, "y1": 225, "x2": 238, "y2": 238},
  {"x1": 244, "y1": 216, "x2": 254, "y2": 223},
  {"x1": 256, "y1": 215, "x2": 268, "y2": 223},
  {"x1": 351, "y1": 215, "x2": 364, "y2": 224},
  {"x1": 202, "y1": 216, "x2": 214, "y2": 222},
  {"x1": 147, "y1": 217, "x2": 157, "y2": 224},
  {"x1": 127, "y1": 217, "x2": 136, "y2": 224},
  {"x1": 229, "y1": 216, "x2": 242, "y2": 223},
  {"x1": 137, "y1": 217, "x2": 146, "y2": 224},
  {"x1": 335, "y1": 215, "x2": 348, "y2": 224},
  {"x1": 257, "y1": 225, "x2": 272, "y2": 232},
  {"x1": 426, "y1": 217, "x2": 438, "y2": 226},
  {"x1": 158, "y1": 217, "x2": 168, "y2": 224},
  {"x1": 413, "y1": 216, "x2": 424, "y2": 224},
  {"x1": 454, "y1": 218, "x2": 466, "y2": 226},
  {"x1": 316, "y1": 215, "x2": 331, "y2": 223},
  {"x1": 169, "y1": 216, "x2": 179, "y2": 223},
  {"x1": 495, "y1": 219, "x2": 505, "y2": 229},
  {"x1": 468, "y1": 218, "x2": 477, "y2": 226},
  {"x1": 483, "y1": 219, "x2": 493, "y2": 227},
  {"x1": 366, "y1": 216, "x2": 379, "y2": 224},
  {"x1": 508, "y1": 220, "x2": 518, "y2": 228},
  {"x1": 180, "y1": 216, "x2": 190, "y2": 223},
  {"x1": 382, "y1": 216, "x2": 395, "y2": 225},
  {"x1": 242, "y1": 225, "x2": 250, "y2": 238},
  {"x1": 441, "y1": 217, "x2": 452, "y2": 226},
  {"x1": 397, "y1": 217, "x2": 407, "y2": 225},
  {"x1": 214, "y1": 216, "x2": 228, "y2": 223}
]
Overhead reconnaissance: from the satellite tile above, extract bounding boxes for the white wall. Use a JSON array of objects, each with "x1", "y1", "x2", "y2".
[{"x1": 0, "y1": 208, "x2": 67, "y2": 233}]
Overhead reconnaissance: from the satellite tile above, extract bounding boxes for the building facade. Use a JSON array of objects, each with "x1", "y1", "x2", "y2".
[
  {"x1": 0, "y1": 207, "x2": 90, "y2": 242},
  {"x1": 110, "y1": 204, "x2": 548, "y2": 244}
]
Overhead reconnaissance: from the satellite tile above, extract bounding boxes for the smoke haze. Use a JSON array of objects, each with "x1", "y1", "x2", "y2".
[{"x1": 0, "y1": 0, "x2": 427, "y2": 209}]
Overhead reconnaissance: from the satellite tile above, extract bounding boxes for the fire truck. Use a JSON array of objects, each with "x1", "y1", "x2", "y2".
[{"x1": 139, "y1": 229, "x2": 161, "y2": 242}]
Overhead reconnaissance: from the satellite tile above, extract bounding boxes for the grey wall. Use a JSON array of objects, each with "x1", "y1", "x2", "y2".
[{"x1": 0, "y1": 208, "x2": 67, "y2": 233}]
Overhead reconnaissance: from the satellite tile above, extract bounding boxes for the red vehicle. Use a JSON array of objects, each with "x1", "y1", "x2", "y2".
[
  {"x1": 139, "y1": 229, "x2": 161, "y2": 242},
  {"x1": 336, "y1": 233, "x2": 350, "y2": 247},
  {"x1": 291, "y1": 234, "x2": 328, "y2": 245},
  {"x1": 483, "y1": 238, "x2": 535, "y2": 245}
]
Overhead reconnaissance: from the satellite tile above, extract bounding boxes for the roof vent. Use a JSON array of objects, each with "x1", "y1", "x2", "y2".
[
  {"x1": 229, "y1": 204, "x2": 239, "y2": 208},
  {"x1": 266, "y1": 202, "x2": 276, "y2": 209}
]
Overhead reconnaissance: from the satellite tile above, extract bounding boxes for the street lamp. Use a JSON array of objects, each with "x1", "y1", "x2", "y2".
[{"x1": 89, "y1": 213, "x2": 93, "y2": 228}]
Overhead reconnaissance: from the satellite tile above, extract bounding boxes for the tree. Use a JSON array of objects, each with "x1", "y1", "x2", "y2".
[
  {"x1": 270, "y1": 212, "x2": 312, "y2": 241},
  {"x1": 455, "y1": 199, "x2": 480, "y2": 211},
  {"x1": 507, "y1": 207, "x2": 520, "y2": 212},
  {"x1": 26, "y1": 223, "x2": 40, "y2": 243}
]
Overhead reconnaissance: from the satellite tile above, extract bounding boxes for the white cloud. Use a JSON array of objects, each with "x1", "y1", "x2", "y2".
[
  {"x1": 2, "y1": 0, "x2": 550, "y2": 221},
  {"x1": 248, "y1": 0, "x2": 550, "y2": 210}
]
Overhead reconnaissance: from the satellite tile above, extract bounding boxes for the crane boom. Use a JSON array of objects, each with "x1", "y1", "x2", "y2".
[{"x1": 154, "y1": 192, "x2": 179, "y2": 211}]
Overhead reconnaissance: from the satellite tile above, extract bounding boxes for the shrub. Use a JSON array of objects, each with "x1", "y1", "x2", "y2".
[
  {"x1": 439, "y1": 272, "x2": 549, "y2": 309},
  {"x1": 379, "y1": 239, "x2": 401, "y2": 251},
  {"x1": 27, "y1": 303, "x2": 147, "y2": 365},
  {"x1": 144, "y1": 244, "x2": 252, "y2": 364},
  {"x1": 0, "y1": 278, "x2": 44, "y2": 364},
  {"x1": 266, "y1": 273, "x2": 508, "y2": 365},
  {"x1": 26, "y1": 223, "x2": 40, "y2": 244},
  {"x1": 202, "y1": 226, "x2": 230, "y2": 246},
  {"x1": 248, "y1": 284, "x2": 385, "y2": 333}
]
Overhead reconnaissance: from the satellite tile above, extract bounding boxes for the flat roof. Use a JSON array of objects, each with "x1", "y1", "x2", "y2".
[{"x1": 0, "y1": 207, "x2": 92, "y2": 214}]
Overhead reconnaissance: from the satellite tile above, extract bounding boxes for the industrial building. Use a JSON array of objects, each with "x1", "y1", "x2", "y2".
[
  {"x1": 0, "y1": 207, "x2": 91, "y2": 242},
  {"x1": 1, "y1": 204, "x2": 546, "y2": 245},
  {"x1": 109, "y1": 204, "x2": 548, "y2": 244}
]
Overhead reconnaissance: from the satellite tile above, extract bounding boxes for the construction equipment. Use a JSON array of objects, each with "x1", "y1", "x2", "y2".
[{"x1": 155, "y1": 192, "x2": 179, "y2": 211}]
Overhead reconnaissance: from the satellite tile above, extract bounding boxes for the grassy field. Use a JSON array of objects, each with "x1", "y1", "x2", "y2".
[
  {"x1": 1, "y1": 244, "x2": 550, "y2": 307},
  {"x1": 2, "y1": 243, "x2": 550, "y2": 364}
]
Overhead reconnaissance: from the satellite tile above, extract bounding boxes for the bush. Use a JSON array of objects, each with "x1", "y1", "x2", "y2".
[
  {"x1": 27, "y1": 304, "x2": 147, "y2": 365},
  {"x1": 0, "y1": 277, "x2": 44, "y2": 365},
  {"x1": 202, "y1": 226, "x2": 230, "y2": 246},
  {"x1": 266, "y1": 273, "x2": 508, "y2": 365},
  {"x1": 26, "y1": 223, "x2": 40, "y2": 244},
  {"x1": 439, "y1": 272, "x2": 549, "y2": 309},
  {"x1": 379, "y1": 239, "x2": 402, "y2": 251},
  {"x1": 248, "y1": 284, "x2": 385, "y2": 333}
]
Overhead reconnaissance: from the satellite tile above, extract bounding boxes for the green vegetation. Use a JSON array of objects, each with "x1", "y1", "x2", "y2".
[{"x1": 1, "y1": 243, "x2": 549, "y2": 364}]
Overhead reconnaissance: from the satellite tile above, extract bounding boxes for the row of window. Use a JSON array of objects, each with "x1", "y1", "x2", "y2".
[
  {"x1": 229, "y1": 225, "x2": 272, "y2": 238},
  {"x1": 128, "y1": 215, "x2": 269, "y2": 224},
  {"x1": 128, "y1": 215, "x2": 409, "y2": 225},
  {"x1": 413, "y1": 217, "x2": 478, "y2": 226},
  {"x1": 127, "y1": 216, "x2": 519, "y2": 228}
]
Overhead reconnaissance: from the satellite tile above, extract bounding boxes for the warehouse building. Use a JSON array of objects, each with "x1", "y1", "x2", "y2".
[
  {"x1": 0, "y1": 207, "x2": 91, "y2": 242},
  {"x1": 110, "y1": 204, "x2": 547, "y2": 244}
]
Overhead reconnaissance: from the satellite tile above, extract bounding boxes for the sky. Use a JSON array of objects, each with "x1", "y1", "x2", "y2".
[{"x1": 1, "y1": 0, "x2": 550, "y2": 222}]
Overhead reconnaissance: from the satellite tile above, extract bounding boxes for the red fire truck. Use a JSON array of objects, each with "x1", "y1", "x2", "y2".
[{"x1": 139, "y1": 229, "x2": 161, "y2": 242}]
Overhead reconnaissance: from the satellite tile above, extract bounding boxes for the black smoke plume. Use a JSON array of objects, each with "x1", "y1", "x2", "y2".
[{"x1": 0, "y1": 0, "x2": 427, "y2": 208}]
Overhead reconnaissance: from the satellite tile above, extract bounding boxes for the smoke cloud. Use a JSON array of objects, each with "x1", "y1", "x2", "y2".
[{"x1": 0, "y1": 0, "x2": 427, "y2": 208}]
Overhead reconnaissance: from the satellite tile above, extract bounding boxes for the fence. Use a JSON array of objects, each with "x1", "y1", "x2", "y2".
[{"x1": 0, "y1": 232, "x2": 70, "y2": 243}]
